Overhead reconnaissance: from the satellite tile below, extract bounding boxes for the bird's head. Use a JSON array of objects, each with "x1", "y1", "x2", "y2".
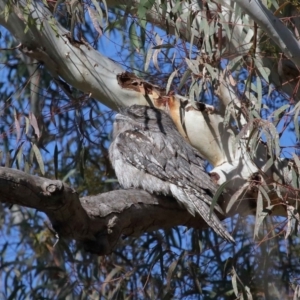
[{"x1": 113, "y1": 105, "x2": 175, "y2": 136}]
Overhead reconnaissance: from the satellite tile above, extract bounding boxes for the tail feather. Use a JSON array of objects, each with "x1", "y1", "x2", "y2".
[
  {"x1": 193, "y1": 200, "x2": 235, "y2": 244},
  {"x1": 170, "y1": 184, "x2": 235, "y2": 244}
]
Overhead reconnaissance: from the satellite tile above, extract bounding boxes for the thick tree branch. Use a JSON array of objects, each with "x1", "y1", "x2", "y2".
[
  {"x1": 0, "y1": 0, "x2": 150, "y2": 110},
  {"x1": 232, "y1": 0, "x2": 300, "y2": 68},
  {"x1": 0, "y1": 167, "x2": 223, "y2": 255}
]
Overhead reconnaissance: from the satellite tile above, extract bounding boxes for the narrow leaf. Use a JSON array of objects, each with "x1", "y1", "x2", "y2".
[
  {"x1": 231, "y1": 268, "x2": 239, "y2": 297},
  {"x1": 16, "y1": 143, "x2": 23, "y2": 170},
  {"x1": 262, "y1": 156, "x2": 274, "y2": 173},
  {"x1": 14, "y1": 109, "x2": 21, "y2": 144},
  {"x1": 166, "y1": 251, "x2": 186, "y2": 291},
  {"x1": 62, "y1": 169, "x2": 77, "y2": 182},
  {"x1": 227, "y1": 55, "x2": 243, "y2": 71},
  {"x1": 273, "y1": 104, "x2": 290, "y2": 121},
  {"x1": 144, "y1": 43, "x2": 153, "y2": 71},
  {"x1": 29, "y1": 112, "x2": 40, "y2": 139},
  {"x1": 293, "y1": 102, "x2": 300, "y2": 139},
  {"x1": 292, "y1": 168, "x2": 299, "y2": 189},
  {"x1": 285, "y1": 205, "x2": 300, "y2": 239},
  {"x1": 32, "y1": 143, "x2": 45, "y2": 175},
  {"x1": 185, "y1": 58, "x2": 199, "y2": 74},
  {"x1": 293, "y1": 153, "x2": 300, "y2": 172},
  {"x1": 129, "y1": 21, "x2": 139, "y2": 52},
  {"x1": 91, "y1": 0, "x2": 105, "y2": 22},
  {"x1": 245, "y1": 286, "x2": 253, "y2": 300},
  {"x1": 210, "y1": 180, "x2": 231, "y2": 217},
  {"x1": 293, "y1": 285, "x2": 300, "y2": 300},
  {"x1": 11, "y1": 142, "x2": 24, "y2": 169},
  {"x1": 54, "y1": 144, "x2": 58, "y2": 179},
  {"x1": 177, "y1": 69, "x2": 191, "y2": 91},
  {"x1": 152, "y1": 44, "x2": 174, "y2": 49},
  {"x1": 166, "y1": 69, "x2": 178, "y2": 94},
  {"x1": 258, "y1": 185, "x2": 271, "y2": 207},
  {"x1": 256, "y1": 76, "x2": 262, "y2": 112},
  {"x1": 204, "y1": 63, "x2": 218, "y2": 80},
  {"x1": 226, "y1": 182, "x2": 249, "y2": 213},
  {"x1": 254, "y1": 191, "x2": 267, "y2": 238}
]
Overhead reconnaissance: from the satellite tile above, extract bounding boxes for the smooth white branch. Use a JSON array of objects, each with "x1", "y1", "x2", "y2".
[{"x1": 0, "y1": 0, "x2": 150, "y2": 110}]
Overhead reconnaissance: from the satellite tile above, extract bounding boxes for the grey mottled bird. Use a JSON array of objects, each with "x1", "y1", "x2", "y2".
[{"x1": 109, "y1": 105, "x2": 235, "y2": 243}]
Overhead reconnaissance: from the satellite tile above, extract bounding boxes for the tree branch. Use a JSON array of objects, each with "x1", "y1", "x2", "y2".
[
  {"x1": 0, "y1": 0, "x2": 150, "y2": 110},
  {"x1": 0, "y1": 167, "x2": 219, "y2": 255},
  {"x1": 233, "y1": 0, "x2": 300, "y2": 68}
]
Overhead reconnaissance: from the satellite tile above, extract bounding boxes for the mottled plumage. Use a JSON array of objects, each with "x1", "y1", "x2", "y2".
[{"x1": 109, "y1": 105, "x2": 235, "y2": 243}]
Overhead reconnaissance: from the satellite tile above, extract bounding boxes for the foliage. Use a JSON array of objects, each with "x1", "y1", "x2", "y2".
[{"x1": 0, "y1": 0, "x2": 300, "y2": 299}]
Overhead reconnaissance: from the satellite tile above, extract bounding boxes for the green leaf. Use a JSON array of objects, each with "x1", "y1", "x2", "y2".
[
  {"x1": 268, "y1": 283, "x2": 281, "y2": 298},
  {"x1": 185, "y1": 58, "x2": 199, "y2": 74},
  {"x1": 210, "y1": 180, "x2": 231, "y2": 217},
  {"x1": 25, "y1": 116, "x2": 30, "y2": 135},
  {"x1": 166, "y1": 251, "x2": 186, "y2": 292},
  {"x1": 254, "y1": 58, "x2": 270, "y2": 83},
  {"x1": 223, "y1": 101, "x2": 234, "y2": 128},
  {"x1": 29, "y1": 112, "x2": 40, "y2": 139},
  {"x1": 227, "y1": 55, "x2": 243, "y2": 72},
  {"x1": 144, "y1": 43, "x2": 153, "y2": 71},
  {"x1": 177, "y1": 69, "x2": 191, "y2": 91},
  {"x1": 292, "y1": 168, "x2": 299, "y2": 189},
  {"x1": 254, "y1": 190, "x2": 268, "y2": 239},
  {"x1": 159, "y1": 244, "x2": 164, "y2": 280},
  {"x1": 100, "y1": 0, "x2": 108, "y2": 22},
  {"x1": 171, "y1": 0, "x2": 182, "y2": 14},
  {"x1": 285, "y1": 205, "x2": 300, "y2": 239},
  {"x1": 129, "y1": 21, "x2": 139, "y2": 51},
  {"x1": 189, "y1": 29, "x2": 195, "y2": 58},
  {"x1": 24, "y1": 155, "x2": 30, "y2": 173},
  {"x1": 268, "y1": 123, "x2": 280, "y2": 157},
  {"x1": 226, "y1": 182, "x2": 249, "y2": 213},
  {"x1": 204, "y1": 63, "x2": 218, "y2": 80},
  {"x1": 4, "y1": 4, "x2": 10, "y2": 22},
  {"x1": 218, "y1": 13, "x2": 231, "y2": 44},
  {"x1": 16, "y1": 143, "x2": 23, "y2": 170},
  {"x1": 166, "y1": 69, "x2": 178, "y2": 94},
  {"x1": 32, "y1": 143, "x2": 45, "y2": 175},
  {"x1": 90, "y1": 0, "x2": 103, "y2": 24},
  {"x1": 258, "y1": 185, "x2": 271, "y2": 207},
  {"x1": 54, "y1": 143, "x2": 58, "y2": 179},
  {"x1": 152, "y1": 44, "x2": 174, "y2": 49},
  {"x1": 14, "y1": 109, "x2": 20, "y2": 144},
  {"x1": 80, "y1": 146, "x2": 86, "y2": 179},
  {"x1": 247, "y1": 126, "x2": 260, "y2": 159},
  {"x1": 273, "y1": 104, "x2": 290, "y2": 122},
  {"x1": 189, "y1": 79, "x2": 197, "y2": 103},
  {"x1": 63, "y1": 169, "x2": 77, "y2": 182},
  {"x1": 293, "y1": 102, "x2": 300, "y2": 140},
  {"x1": 245, "y1": 286, "x2": 253, "y2": 300},
  {"x1": 231, "y1": 267, "x2": 239, "y2": 296},
  {"x1": 11, "y1": 142, "x2": 24, "y2": 170},
  {"x1": 256, "y1": 76, "x2": 262, "y2": 112},
  {"x1": 293, "y1": 285, "x2": 300, "y2": 299}
]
